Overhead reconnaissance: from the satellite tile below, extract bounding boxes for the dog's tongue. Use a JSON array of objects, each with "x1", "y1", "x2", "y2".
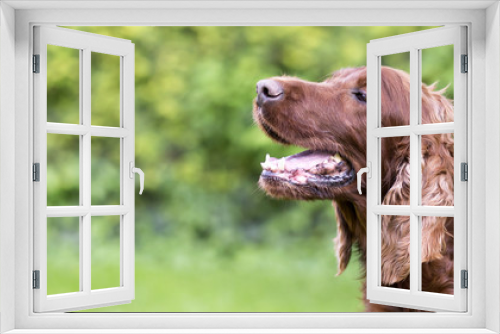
[
  {"x1": 261, "y1": 150, "x2": 342, "y2": 172},
  {"x1": 284, "y1": 150, "x2": 338, "y2": 171}
]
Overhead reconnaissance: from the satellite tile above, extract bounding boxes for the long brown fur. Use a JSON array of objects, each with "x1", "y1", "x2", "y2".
[{"x1": 253, "y1": 67, "x2": 455, "y2": 312}]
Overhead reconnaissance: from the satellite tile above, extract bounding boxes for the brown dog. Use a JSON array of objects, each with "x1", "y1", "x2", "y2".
[{"x1": 253, "y1": 67, "x2": 455, "y2": 312}]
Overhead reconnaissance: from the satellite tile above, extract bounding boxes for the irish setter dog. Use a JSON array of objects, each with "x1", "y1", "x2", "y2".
[{"x1": 253, "y1": 67, "x2": 454, "y2": 312}]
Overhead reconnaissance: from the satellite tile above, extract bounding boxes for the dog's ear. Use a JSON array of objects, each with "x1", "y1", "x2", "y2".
[
  {"x1": 378, "y1": 75, "x2": 454, "y2": 285},
  {"x1": 380, "y1": 135, "x2": 453, "y2": 285},
  {"x1": 420, "y1": 133, "x2": 454, "y2": 263},
  {"x1": 380, "y1": 159, "x2": 411, "y2": 285},
  {"x1": 380, "y1": 215, "x2": 411, "y2": 285},
  {"x1": 333, "y1": 202, "x2": 354, "y2": 276}
]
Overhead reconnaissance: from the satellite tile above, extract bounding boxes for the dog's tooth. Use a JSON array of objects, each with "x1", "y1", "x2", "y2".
[
  {"x1": 332, "y1": 153, "x2": 342, "y2": 163},
  {"x1": 260, "y1": 162, "x2": 268, "y2": 170},
  {"x1": 265, "y1": 153, "x2": 271, "y2": 163},
  {"x1": 294, "y1": 175, "x2": 308, "y2": 184},
  {"x1": 309, "y1": 166, "x2": 321, "y2": 175},
  {"x1": 267, "y1": 160, "x2": 278, "y2": 172},
  {"x1": 278, "y1": 158, "x2": 286, "y2": 171}
]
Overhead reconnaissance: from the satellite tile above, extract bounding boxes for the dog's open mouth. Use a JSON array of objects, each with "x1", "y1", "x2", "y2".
[
  {"x1": 260, "y1": 150, "x2": 355, "y2": 188},
  {"x1": 254, "y1": 102, "x2": 356, "y2": 198}
]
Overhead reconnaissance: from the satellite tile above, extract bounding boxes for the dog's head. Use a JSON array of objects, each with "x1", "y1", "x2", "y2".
[
  {"x1": 254, "y1": 66, "x2": 455, "y2": 283},
  {"x1": 253, "y1": 67, "x2": 411, "y2": 201}
]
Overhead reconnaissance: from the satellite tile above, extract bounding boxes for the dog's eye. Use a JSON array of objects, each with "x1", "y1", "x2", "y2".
[{"x1": 353, "y1": 90, "x2": 366, "y2": 103}]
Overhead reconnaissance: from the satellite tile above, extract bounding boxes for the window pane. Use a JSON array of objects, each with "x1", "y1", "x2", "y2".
[
  {"x1": 47, "y1": 45, "x2": 80, "y2": 124},
  {"x1": 47, "y1": 217, "x2": 80, "y2": 295},
  {"x1": 380, "y1": 52, "x2": 410, "y2": 127},
  {"x1": 91, "y1": 216, "x2": 121, "y2": 290},
  {"x1": 381, "y1": 215, "x2": 410, "y2": 290},
  {"x1": 421, "y1": 134, "x2": 454, "y2": 206},
  {"x1": 421, "y1": 45, "x2": 454, "y2": 124},
  {"x1": 47, "y1": 134, "x2": 80, "y2": 206},
  {"x1": 91, "y1": 137, "x2": 121, "y2": 205},
  {"x1": 91, "y1": 52, "x2": 121, "y2": 127},
  {"x1": 381, "y1": 137, "x2": 410, "y2": 205},
  {"x1": 421, "y1": 216, "x2": 453, "y2": 294}
]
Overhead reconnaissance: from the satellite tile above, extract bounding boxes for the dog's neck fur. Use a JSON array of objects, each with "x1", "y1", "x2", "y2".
[{"x1": 334, "y1": 194, "x2": 368, "y2": 265}]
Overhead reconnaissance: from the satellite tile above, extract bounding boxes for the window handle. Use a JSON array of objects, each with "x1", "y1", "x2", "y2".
[
  {"x1": 357, "y1": 162, "x2": 371, "y2": 195},
  {"x1": 129, "y1": 162, "x2": 144, "y2": 195}
]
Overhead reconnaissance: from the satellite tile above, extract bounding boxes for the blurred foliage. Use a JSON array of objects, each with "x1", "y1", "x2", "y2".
[
  {"x1": 47, "y1": 133, "x2": 80, "y2": 206},
  {"x1": 91, "y1": 52, "x2": 121, "y2": 127},
  {"x1": 91, "y1": 216, "x2": 121, "y2": 290},
  {"x1": 45, "y1": 26, "x2": 453, "y2": 312},
  {"x1": 91, "y1": 137, "x2": 121, "y2": 205},
  {"x1": 47, "y1": 45, "x2": 80, "y2": 124},
  {"x1": 47, "y1": 217, "x2": 80, "y2": 295}
]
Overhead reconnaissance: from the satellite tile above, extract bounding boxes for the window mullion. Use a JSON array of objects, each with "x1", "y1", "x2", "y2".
[
  {"x1": 409, "y1": 48, "x2": 421, "y2": 294},
  {"x1": 81, "y1": 47, "x2": 92, "y2": 294}
]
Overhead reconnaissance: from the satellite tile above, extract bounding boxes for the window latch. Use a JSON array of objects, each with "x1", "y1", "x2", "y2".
[
  {"x1": 357, "y1": 162, "x2": 371, "y2": 195},
  {"x1": 129, "y1": 162, "x2": 144, "y2": 195}
]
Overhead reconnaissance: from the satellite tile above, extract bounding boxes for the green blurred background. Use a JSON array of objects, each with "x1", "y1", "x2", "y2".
[{"x1": 45, "y1": 26, "x2": 453, "y2": 312}]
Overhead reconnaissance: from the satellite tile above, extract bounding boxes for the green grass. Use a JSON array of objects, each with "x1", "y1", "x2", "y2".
[{"x1": 62, "y1": 239, "x2": 364, "y2": 313}]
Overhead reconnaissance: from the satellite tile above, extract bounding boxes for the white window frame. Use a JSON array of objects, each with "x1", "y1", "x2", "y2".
[{"x1": 1, "y1": 1, "x2": 499, "y2": 333}]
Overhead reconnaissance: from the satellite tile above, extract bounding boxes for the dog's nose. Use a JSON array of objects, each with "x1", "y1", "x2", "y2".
[{"x1": 256, "y1": 79, "x2": 284, "y2": 105}]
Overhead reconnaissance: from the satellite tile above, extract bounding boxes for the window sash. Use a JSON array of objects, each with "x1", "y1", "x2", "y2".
[
  {"x1": 32, "y1": 26, "x2": 136, "y2": 313},
  {"x1": 366, "y1": 26, "x2": 468, "y2": 312}
]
